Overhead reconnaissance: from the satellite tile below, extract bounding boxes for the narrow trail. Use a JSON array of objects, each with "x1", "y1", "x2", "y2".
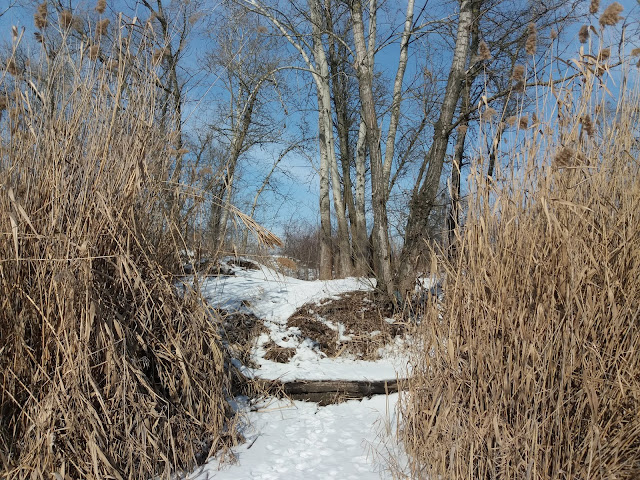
[
  {"x1": 191, "y1": 395, "x2": 401, "y2": 479},
  {"x1": 186, "y1": 259, "x2": 409, "y2": 479}
]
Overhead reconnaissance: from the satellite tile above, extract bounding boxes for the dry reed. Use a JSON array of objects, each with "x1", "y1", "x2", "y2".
[
  {"x1": 399, "y1": 44, "x2": 640, "y2": 480},
  {"x1": 0, "y1": 18, "x2": 234, "y2": 479}
]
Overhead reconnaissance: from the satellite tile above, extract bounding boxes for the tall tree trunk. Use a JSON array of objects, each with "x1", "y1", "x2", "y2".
[
  {"x1": 398, "y1": 0, "x2": 476, "y2": 296},
  {"x1": 309, "y1": 0, "x2": 352, "y2": 277},
  {"x1": 448, "y1": 122, "x2": 466, "y2": 259},
  {"x1": 328, "y1": 31, "x2": 358, "y2": 276},
  {"x1": 350, "y1": 0, "x2": 394, "y2": 298},
  {"x1": 353, "y1": 119, "x2": 369, "y2": 275},
  {"x1": 382, "y1": 0, "x2": 415, "y2": 200},
  {"x1": 217, "y1": 88, "x2": 258, "y2": 252},
  {"x1": 317, "y1": 105, "x2": 334, "y2": 280}
]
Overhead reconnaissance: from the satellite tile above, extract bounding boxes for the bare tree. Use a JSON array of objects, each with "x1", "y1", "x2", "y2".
[
  {"x1": 350, "y1": 0, "x2": 416, "y2": 298},
  {"x1": 203, "y1": 4, "x2": 287, "y2": 252}
]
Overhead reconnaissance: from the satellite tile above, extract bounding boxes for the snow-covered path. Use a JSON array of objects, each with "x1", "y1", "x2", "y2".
[
  {"x1": 191, "y1": 395, "x2": 401, "y2": 479},
  {"x1": 188, "y1": 260, "x2": 407, "y2": 479}
]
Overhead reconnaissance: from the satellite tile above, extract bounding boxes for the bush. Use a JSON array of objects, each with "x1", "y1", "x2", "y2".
[
  {"x1": 0, "y1": 17, "x2": 232, "y2": 479},
  {"x1": 400, "y1": 55, "x2": 640, "y2": 478}
]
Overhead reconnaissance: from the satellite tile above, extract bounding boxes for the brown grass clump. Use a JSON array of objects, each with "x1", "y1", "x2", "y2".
[
  {"x1": 289, "y1": 291, "x2": 401, "y2": 360},
  {"x1": 480, "y1": 107, "x2": 497, "y2": 122},
  {"x1": 96, "y1": 18, "x2": 110, "y2": 38},
  {"x1": 88, "y1": 44, "x2": 100, "y2": 60},
  {"x1": 512, "y1": 64, "x2": 525, "y2": 82},
  {"x1": 34, "y1": 2, "x2": 48, "y2": 29},
  {"x1": 400, "y1": 60, "x2": 640, "y2": 479},
  {"x1": 599, "y1": 2, "x2": 624, "y2": 27},
  {"x1": 525, "y1": 22, "x2": 537, "y2": 55},
  {"x1": 579, "y1": 25, "x2": 590, "y2": 43},
  {"x1": 0, "y1": 23, "x2": 234, "y2": 479},
  {"x1": 96, "y1": 0, "x2": 107, "y2": 14},
  {"x1": 276, "y1": 256, "x2": 298, "y2": 271},
  {"x1": 152, "y1": 47, "x2": 168, "y2": 65},
  {"x1": 598, "y1": 46, "x2": 611, "y2": 61},
  {"x1": 478, "y1": 41, "x2": 491, "y2": 61},
  {"x1": 289, "y1": 314, "x2": 339, "y2": 356},
  {"x1": 59, "y1": 10, "x2": 73, "y2": 29},
  {"x1": 581, "y1": 113, "x2": 595, "y2": 137},
  {"x1": 263, "y1": 342, "x2": 297, "y2": 363}
]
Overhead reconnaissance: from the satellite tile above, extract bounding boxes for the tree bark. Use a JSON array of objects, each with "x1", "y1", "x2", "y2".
[
  {"x1": 353, "y1": 119, "x2": 369, "y2": 275},
  {"x1": 309, "y1": 0, "x2": 352, "y2": 278},
  {"x1": 399, "y1": 0, "x2": 476, "y2": 296},
  {"x1": 350, "y1": 0, "x2": 395, "y2": 298}
]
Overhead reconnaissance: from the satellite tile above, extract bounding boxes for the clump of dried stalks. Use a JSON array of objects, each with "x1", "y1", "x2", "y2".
[
  {"x1": 400, "y1": 50, "x2": 640, "y2": 478},
  {"x1": 0, "y1": 19, "x2": 233, "y2": 479}
]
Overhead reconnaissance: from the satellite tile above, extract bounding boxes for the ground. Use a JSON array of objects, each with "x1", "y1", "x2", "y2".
[{"x1": 185, "y1": 258, "x2": 411, "y2": 479}]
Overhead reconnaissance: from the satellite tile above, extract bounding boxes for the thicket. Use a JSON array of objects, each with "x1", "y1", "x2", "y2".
[
  {"x1": 0, "y1": 12, "x2": 233, "y2": 479},
  {"x1": 400, "y1": 39, "x2": 640, "y2": 479}
]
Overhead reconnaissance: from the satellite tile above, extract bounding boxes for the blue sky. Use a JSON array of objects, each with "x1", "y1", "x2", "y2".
[{"x1": 1, "y1": 0, "x2": 638, "y2": 240}]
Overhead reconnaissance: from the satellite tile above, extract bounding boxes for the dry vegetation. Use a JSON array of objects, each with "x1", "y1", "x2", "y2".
[
  {"x1": 400, "y1": 51, "x2": 640, "y2": 478},
  {"x1": 0, "y1": 18, "x2": 234, "y2": 479},
  {"x1": 289, "y1": 291, "x2": 401, "y2": 360}
]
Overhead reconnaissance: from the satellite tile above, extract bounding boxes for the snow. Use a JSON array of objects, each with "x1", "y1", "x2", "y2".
[
  {"x1": 188, "y1": 258, "x2": 409, "y2": 479},
  {"x1": 199, "y1": 260, "x2": 409, "y2": 382},
  {"x1": 189, "y1": 395, "x2": 403, "y2": 480}
]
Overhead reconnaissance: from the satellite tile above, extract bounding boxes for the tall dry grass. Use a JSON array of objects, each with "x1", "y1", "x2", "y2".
[
  {"x1": 0, "y1": 17, "x2": 233, "y2": 479},
  {"x1": 399, "y1": 47, "x2": 640, "y2": 478}
]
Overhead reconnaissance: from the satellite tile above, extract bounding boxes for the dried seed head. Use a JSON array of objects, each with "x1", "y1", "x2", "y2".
[
  {"x1": 257, "y1": 25, "x2": 268, "y2": 34},
  {"x1": 72, "y1": 16, "x2": 84, "y2": 34},
  {"x1": 550, "y1": 29, "x2": 558, "y2": 40},
  {"x1": 152, "y1": 48, "x2": 167, "y2": 65},
  {"x1": 578, "y1": 25, "x2": 589, "y2": 43},
  {"x1": 34, "y1": 31, "x2": 44, "y2": 43},
  {"x1": 599, "y1": 2, "x2": 624, "y2": 27},
  {"x1": 598, "y1": 47, "x2": 611, "y2": 61},
  {"x1": 479, "y1": 41, "x2": 491, "y2": 60},
  {"x1": 6, "y1": 59, "x2": 20, "y2": 76},
  {"x1": 0, "y1": 95, "x2": 7, "y2": 111},
  {"x1": 581, "y1": 114, "x2": 595, "y2": 137},
  {"x1": 89, "y1": 45, "x2": 100, "y2": 60},
  {"x1": 457, "y1": 125, "x2": 468, "y2": 135},
  {"x1": 631, "y1": 48, "x2": 640, "y2": 57},
  {"x1": 96, "y1": 18, "x2": 110, "y2": 37},
  {"x1": 532, "y1": 112, "x2": 538, "y2": 125},
  {"x1": 34, "y1": 2, "x2": 48, "y2": 29},
  {"x1": 554, "y1": 146, "x2": 575, "y2": 168},
  {"x1": 96, "y1": 0, "x2": 106, "y2": 14},
  {"x1": 9, "y1": 107, "x2": 21, "y2": 122},
  {"x1": 518, "y1": 116, "x2": 529, "y2": 129},
  {"x1": 512, "y1": 64, "x2": 525, "y2": 82},
  {"x1": 513, "y1": 80, "x2": 525, "y2": 93},
  {"x1": 590, "y1": 0, "x2": 600, "y2": 14},
  {"x1": 525, "y1": 23, "x2": 537, "y2": 55},
  {"x1": 480, "y1": 107, "x2": 497, "y2": 121},
  {"x1": 59, "y1": 10, "x2": 73, "y2": 29},
  {"x1": 105, "y1": 59, "x2": 118, "y2": 72},
  {"x1": 506, "y1": 115, "x2": 517, "y2": 127}
]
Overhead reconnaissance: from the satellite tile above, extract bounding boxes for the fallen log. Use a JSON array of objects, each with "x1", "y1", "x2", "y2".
[{"x1": 250, "y1": 377, "x2": 405, "y2": 405}]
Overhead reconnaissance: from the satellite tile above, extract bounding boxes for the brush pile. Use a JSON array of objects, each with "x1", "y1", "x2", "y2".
[
  {"x1": 0, "y1": 18, "x2": 232, "y2": 479},
  {"x1": 400, "y1": 54, "x2": 640, "y2": 478}
]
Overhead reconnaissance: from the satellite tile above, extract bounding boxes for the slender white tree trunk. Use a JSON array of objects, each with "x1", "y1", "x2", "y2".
[{"x1": 308, "y1": 0, "x2": 352, "y2": 277}]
